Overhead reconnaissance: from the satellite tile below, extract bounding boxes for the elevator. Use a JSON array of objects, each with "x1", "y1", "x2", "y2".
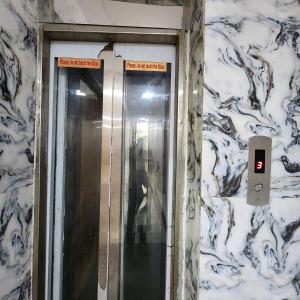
[{"x1": 36, "y1": 30, "x2": 181, "y2": 300}]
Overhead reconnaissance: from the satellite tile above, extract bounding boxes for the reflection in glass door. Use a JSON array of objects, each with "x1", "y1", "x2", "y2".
[
  {"x1": 47, "y1": 42, "x2": 176, "y2": 300},
  {"x1": 53, "y1": 61, "x2": 104, "y2": 300},
  {"x1": 121, "y1": 61, "x2": 171, "y2": 300}
]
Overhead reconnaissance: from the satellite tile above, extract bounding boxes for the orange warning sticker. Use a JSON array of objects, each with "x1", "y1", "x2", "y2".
[
  {"x1": 125, "y1": 61, "x2": 167, "y2": 72},
  {"x1": 57, "y1": 57, "x2": 101, "y2": 69}
]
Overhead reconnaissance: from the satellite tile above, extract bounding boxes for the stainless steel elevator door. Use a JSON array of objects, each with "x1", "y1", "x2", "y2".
[{"x1": 47, "y1": 42, "x2": 176, "y2": 300}]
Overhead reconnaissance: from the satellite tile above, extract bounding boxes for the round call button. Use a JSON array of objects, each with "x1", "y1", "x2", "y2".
[{"x1": 254, "y1": 184, "x2": 263, "y2": 192}]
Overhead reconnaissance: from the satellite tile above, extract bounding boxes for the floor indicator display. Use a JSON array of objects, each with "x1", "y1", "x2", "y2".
[{"x1": 247, "y1": 136, "x2": 272, "y2": 206}]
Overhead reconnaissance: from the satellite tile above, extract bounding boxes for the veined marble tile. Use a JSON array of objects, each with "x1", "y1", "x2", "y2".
[
  {"x1": 202, "y1": 0, "x2": 300, "y2": 199},
  {"x1": 199, "y1": 0, "x2": 300, "y2": 299},
  {"x1": 183, "y1": 0, "x2": 203, "y2": 298},
  {"x1": 38, "y1": 0, "x2": 61, "y2": 22},
  {"x1": 110, "y1": 0, "x2": 183, "y2": 5},
  {"x1": 200, "y1": 197, "x2": 300, "y2": 299},
  {"x1": 43, "y1": 0, "x2": 183, "y2": 29},
  {"x1": 199, "y1": 0, "x2": 300, "y2": 300},
  {"x1": 0, "y1": 0, "x2": 36, "y2": 299}
]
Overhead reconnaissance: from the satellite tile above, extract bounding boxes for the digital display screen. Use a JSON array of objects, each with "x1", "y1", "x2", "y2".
[{"x1": 254, "y1": 149, "x2": 265, "y2": 173}]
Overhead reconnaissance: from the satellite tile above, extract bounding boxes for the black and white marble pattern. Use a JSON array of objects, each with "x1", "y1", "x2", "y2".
[
  {"x1": 0, "y1": 0, "x2": 36, "y2": 299},
  {"x1": 3, "y1": 0, "x2": 300, "y2": 299},
  {"x1": 41, "y1": 0, "x2": 182, "y2": 29},
  {"x1": 183, "y1": 0, "x2": 203, "y2": 298},
  {"x1": 202, "y1": 0, "x2": 300, "y2": 199},
  {"x1": 37, "y1": 0, "x2": 61, "y2": 22},
  {"x1": 110, "y1": 0, "x2": 183, "y2": 6},
  {"x1": 200, "y1": 0, "x2": 300, "y2": 299}
]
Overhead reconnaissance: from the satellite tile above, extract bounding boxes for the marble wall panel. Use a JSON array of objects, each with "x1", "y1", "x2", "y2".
[
  {"x1": 110, "y1": 0, "x2": 183, "y2": 6},
  {"x1": 200, "y1": 197, "x2": 300, "y2": 299},
  {"x1": 38, "y1": 0, "x2": 183, "y2": 29},
  {"x1": 200, "y1": 0, "x2": 300, "y2": 299},
  {"x1": 183, "y1": 0, "x2": 203, "y2": 298},
  {"x1": 202, "y1": 0, "x2": 300, "y2": 199},
  {"x1": 0, "y1": 0, "x2": 37, "y2": 299}
]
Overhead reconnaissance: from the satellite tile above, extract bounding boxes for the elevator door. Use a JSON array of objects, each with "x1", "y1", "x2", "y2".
[{"x1": 47, "y1": 42, "x2": 176, "y2": 300}]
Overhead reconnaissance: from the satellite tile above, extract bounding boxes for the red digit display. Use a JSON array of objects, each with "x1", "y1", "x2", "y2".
[
  {"x1": 256, "y1": 161, "x2": 263, "y2": 170},
  {"x1": 254, "y1": 150, "x2": 265, "y2": 173}
]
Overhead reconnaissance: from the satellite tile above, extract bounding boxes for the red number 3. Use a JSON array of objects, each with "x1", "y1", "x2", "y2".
[{"x1": 256, "y1": 161, "x2": 263, "y2": 170}]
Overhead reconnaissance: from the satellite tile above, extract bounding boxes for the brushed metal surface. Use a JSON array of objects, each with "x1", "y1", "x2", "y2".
[
  {"x1": 32, "y1": 23, "x2": 50, "y2": 300},
  {"x1": 34, "y1": 23, "x2": 183, "y2": 300},
  {"x1": 247, "y1": 136, "x2": 272, "y2": 206},
  {"x1": 173, "y1": 31, "x2": 188, "y2": 300},
  {"x1": 43, "y1": 23, "x2": 179, "y2": 45},
  {"x1": 98, "y1": 50, "x2": 114, "y2": 292},
  {"x1": 108, "y1": 55, "x2": 123, "y2": 300}
]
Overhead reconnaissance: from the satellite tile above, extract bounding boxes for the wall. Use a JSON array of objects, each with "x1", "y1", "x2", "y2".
[
  {"x1": 0, "y1": 0, "x2": 183, "y2": 299},
  {"x1": 39, "y1": 0, "x2": 183, "y2": 29},
  {"x1": 110, "y1": 0, "x2": 183, "y2": 6},
  {"x1": 4, "y1": 0, "x2": 300, "y2": 299},
  {"x1": 181, "y1": 0, "x2": 203, "y2": 299},
  {"x1": 183, "y1": 0, "x2": 300, "y2": 299},
  {"x1": 0, "y1": 0, "x2": 36, "y2": 299}
]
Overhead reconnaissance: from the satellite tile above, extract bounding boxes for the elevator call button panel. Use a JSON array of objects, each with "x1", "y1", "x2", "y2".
[{"x1": 247, "y1": 136, "x2": 272, "y2": 206}]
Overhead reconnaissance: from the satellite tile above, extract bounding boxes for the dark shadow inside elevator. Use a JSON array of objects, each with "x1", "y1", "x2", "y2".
[
  {"x1": 54, "y1": 65, "x2": 104, "y2": 300},
  {"x1": 122, "y1": 64, "x2": 171, "y2": 300}
]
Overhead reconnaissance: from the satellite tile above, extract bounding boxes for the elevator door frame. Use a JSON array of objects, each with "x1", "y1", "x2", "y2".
[{"x1": 34, "y1": 23, "x2": 186, "y2": 300}]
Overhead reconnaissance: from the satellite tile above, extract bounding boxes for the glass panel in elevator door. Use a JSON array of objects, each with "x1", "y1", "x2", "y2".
[
  {"x1": 52, "y1": 60, "x2": 103, "y2": 300},
  {"x1": 121, "y1": 61, "x2": 171, "y2": 300}
]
